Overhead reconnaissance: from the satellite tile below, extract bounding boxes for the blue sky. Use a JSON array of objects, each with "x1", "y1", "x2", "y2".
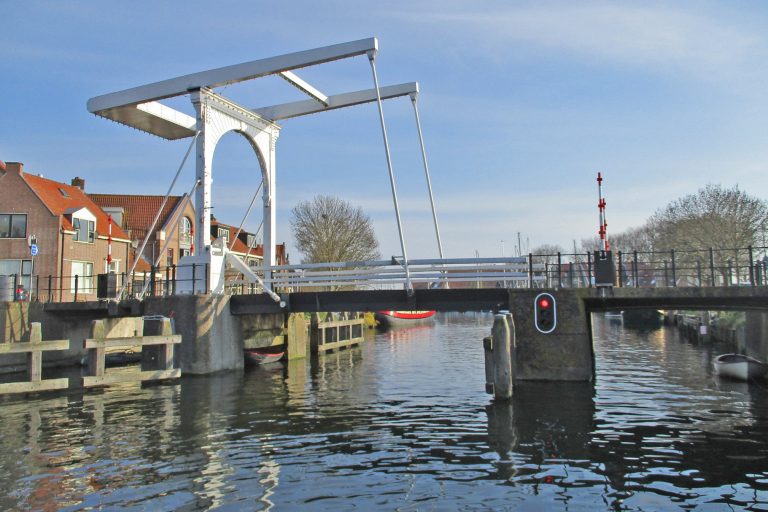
[{"x1": 2, "y1": 1, "x2": 767, "y2": 261}]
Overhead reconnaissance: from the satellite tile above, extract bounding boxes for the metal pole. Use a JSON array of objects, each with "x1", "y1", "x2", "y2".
[
  {"x1": 410, "y1": 95, "x2": 444, "y2": 260},
  {"x1": 617, "y1": 251, "x2": 623, "y2": 287},
  {"x1": 587, "y1": 252, "x2": 593, "y2": 288},
  {"x1": 557, "y1": 252, "x2": 562, "y2": 288},
  {"x1": 670, "y1": 250, "x2": 676, "y2": 287},
  {"x1": 749, "y1": 245, "x2": 755, "y2": 286},
  {"x1": 368, "y1": 54, "x2": 412, "y2": 293},
  {"x1": 697, "y1": 260, "x2": 702, "y2": 287},
  {"x1": 230, "y1": 180, "x2": 263, "y2": 250},
  {"x1": 709, "y1": 248, "x2": 715, "y2": 286},
  {"x1": 633, "y1": 250, "x2": 639, "y2": 287},
  {"x1": 528, "y1": 253, "x2": 533, "y2": 288}
]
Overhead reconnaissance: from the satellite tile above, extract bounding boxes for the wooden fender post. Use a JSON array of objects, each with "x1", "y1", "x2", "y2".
[
  {"x1": 491, "y1": 312, "x2": 514, "y2": 400},
  {"x1": 483, "y1": 336, "x2": 494, "y2": 395}
]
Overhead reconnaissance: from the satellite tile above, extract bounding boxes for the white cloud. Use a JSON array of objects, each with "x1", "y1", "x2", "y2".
[{"x1": 394, "y1": 2, "x2": 767, "y2": 89}]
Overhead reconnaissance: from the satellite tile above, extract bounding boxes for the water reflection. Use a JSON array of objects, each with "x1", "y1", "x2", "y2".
[{"x1": 0, "y1": 314, "x2": 767, "y2": 510}]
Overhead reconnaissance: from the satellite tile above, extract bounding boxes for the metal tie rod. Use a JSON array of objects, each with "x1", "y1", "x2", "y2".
[{"x1": 368, "y1": 52, "x2": 412, "y2": 294}]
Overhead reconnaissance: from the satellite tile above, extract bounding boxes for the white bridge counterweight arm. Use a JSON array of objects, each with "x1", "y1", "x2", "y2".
[
  {"x1": 87, "y1": 38, "x2": 378, "y2": 113},
  {"x1": 253, "y1": 82, "x2": 418, "y2": 121}
]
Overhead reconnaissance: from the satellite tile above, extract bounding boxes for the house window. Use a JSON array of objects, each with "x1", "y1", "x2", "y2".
[
  {"x1": 167, "y1": 248, "x2": 174, "y2": 267},
  {"x1": 73, "y1": 217, "x2": 95, "y2": 243},
  {"x1": 247, "y1": 234, "x2": 258, "y2": 248},
  {"x1": 0, "y1": 214, "x2": 27, "y2": 238},
  {"x1": 0, "y1": 259, "x2": 32, "y2": 290},
  {"x1": 106, "y1": 259, "x2": 120, "y2": 274},
  {"x1": 179, "y1": 216, "x2": 192, "y2": 246},
  {"x1": 71, "y1": 261, "x2": 94, "y2": 294},
  {"x1": 218, "y1": 227, "x2": 229, "y2": 245},
  {"x1": 180, "y1": 249, "x2": 190, "y2": 258}
]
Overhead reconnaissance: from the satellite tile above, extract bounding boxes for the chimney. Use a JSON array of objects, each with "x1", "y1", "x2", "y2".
[
  {"x1": 5, "y1": 162, "x2": 23, "y2": 175},
  {"x1": 71, "y1": 177, "x2": 85, "y2": 190}
]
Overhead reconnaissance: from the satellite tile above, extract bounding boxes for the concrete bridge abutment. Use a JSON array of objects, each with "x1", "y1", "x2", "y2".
[{"x1": 484, "y1": 289, "x2": 594, "y2": 400}]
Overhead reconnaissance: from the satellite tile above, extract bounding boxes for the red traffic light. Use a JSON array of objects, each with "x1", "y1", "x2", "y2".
[{"x1": 538, "y1": 297, "x2": 550, "y2": 309}]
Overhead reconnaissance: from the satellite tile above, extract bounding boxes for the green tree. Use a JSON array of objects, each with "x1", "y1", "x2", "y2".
[{"x1": 290, "y1": 195, "x2": 380, "y2": 264}]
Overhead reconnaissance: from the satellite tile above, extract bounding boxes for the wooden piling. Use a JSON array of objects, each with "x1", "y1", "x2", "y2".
[
  {"x1": 491, "y1": 313, "x2": 514, "y2": 400},
  {"x1": 483, "y1": 336, "x2": 494, "y2": 395}
]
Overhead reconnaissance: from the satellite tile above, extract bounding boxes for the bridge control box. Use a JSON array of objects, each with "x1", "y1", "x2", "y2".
[{"x1": 593, "y1": 250, "x2": 616, "y2": 287}]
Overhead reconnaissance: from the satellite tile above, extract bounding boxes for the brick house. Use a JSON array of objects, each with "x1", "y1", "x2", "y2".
[
  {"x1": 89, "y1": 193, "x2": 196, "y2": 273},
  {"x1": 0, "y1": 161, "x2": 132, "y2": 301}
]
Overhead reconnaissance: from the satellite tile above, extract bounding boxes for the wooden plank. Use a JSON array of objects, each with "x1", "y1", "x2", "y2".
[
  {"x1": 316, "y1": 336, "x2": 364, "y2": 353},
  {"x1": 0, "y1": 378, "x2": 69, "y2": 394},
  {"x1": 84, "y1": 335, "x2": 181, "y2": 349},
  {"x1": 82, "y1": 368, "x2": 181, "y2": 387},
  {"x1": 0, "y1": 340, "x2": 70, "y2": 354}
]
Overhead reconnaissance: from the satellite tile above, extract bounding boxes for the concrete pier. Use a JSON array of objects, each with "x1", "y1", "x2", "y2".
[{"x1": 507, "y1": 289, "x2": 594, "y2": 382}]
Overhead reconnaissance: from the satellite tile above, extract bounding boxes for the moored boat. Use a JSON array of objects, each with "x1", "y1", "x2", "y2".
[
  {"x1": 713, "y1": 353, "x2": 768, "y2": 381},
  {"x1": 244, "y1": 349, "x2": 285, "y2": 366},
  {"x1": 374, "y1": 310, "x2": 436, "y2": 329}
]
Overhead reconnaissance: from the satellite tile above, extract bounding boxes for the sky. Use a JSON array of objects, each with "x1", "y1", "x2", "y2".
[{"x1": 2, "y1": 1, "x2": 767, "y2": 262}]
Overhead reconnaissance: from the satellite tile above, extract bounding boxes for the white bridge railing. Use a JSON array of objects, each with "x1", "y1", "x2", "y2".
[{"x1": 243, "y1": 257, "x2": 547, "y2": 291}]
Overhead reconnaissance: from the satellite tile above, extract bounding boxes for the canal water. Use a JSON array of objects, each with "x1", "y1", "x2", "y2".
[{"x1": 1, "y1": 313, "x2": 767, "y2": 511}]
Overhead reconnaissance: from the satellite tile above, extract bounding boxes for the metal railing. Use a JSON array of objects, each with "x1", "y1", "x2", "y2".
[{"x1": 2, "y1": 246, "x2": 766, "y2": 303}]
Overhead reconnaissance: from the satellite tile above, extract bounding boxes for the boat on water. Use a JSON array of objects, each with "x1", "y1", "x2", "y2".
[
  {"x1": 244, "y1": 349, "x2": 285, "y2": 366},
  {"x1": 374, "y1": 310, "x2": 436, "y2": 329},
  {"x1": 713, "y1": 353, "x2": 768, "y2": 381}
]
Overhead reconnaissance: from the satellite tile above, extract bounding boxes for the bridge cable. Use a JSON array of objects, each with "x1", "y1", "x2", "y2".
[
  {"x1": 368, "y1": 53, "x2": 413, "y2": 294},
  {"x1": 119, "y1": 130, "x2": 200, "y2": 299}
]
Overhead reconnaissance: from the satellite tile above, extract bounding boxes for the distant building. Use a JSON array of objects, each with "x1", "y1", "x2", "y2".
[
  {"x1": 210, "y1": 218, "x2": 289, "y2": 268},
  {"x1": 0, "y1": 161, "x2": 132, "y2": 301}
]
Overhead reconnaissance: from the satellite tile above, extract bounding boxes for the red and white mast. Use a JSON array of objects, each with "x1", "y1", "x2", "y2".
[
  {"x1": 597, "y1": 173, "x2": 609, "y2": 252},
  {"x1": 107, "y1": 214, "x2": 113, "y2": 269}
]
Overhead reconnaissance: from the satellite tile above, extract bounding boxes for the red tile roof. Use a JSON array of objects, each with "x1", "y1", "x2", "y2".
[
  {"x1": 22, "y1": 174, "x2": 130, "y2": 240},
  {"x1": 211, "y1": 219, "x2": 262, "y2": 256},
  {"x1": 89, "y1": 194, "x2": 187, "y2": 242}
]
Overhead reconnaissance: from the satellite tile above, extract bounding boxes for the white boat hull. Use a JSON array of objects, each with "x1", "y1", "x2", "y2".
[{"x1": 713, "y1": 353, "x2": 768, "y2": 381}]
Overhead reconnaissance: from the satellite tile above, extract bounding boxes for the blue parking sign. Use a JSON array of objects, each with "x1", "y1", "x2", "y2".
[{"x1": 30, "y1": 244, "x2": 38, "y2": 256}]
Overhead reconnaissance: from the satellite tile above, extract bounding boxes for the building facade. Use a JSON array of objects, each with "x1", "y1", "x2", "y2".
[{"x1": 0, "y1": 162, "x2": 132, "y2": 301}]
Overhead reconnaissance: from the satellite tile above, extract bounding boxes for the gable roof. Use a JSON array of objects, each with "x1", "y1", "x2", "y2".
[
  {"x1": 89, "y1": 194, "x2": 191, "y2": 242},
  {"x1": 22, "y1": 174, "x2": 130, "y2": 240}
]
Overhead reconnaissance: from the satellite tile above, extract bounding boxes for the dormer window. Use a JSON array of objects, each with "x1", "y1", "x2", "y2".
[
  {"x1": 73, "y1": 217, "x2": 95, "y2": 243},
  {"x1": 67, "y1": 207, "x2": 97, "y2": 244},
  {"x1": 247, "y1": 234, "x2": 257, "y2": 248},
  {"x1": 217, "y1": 227, "x2": 229, "y2": 245}
]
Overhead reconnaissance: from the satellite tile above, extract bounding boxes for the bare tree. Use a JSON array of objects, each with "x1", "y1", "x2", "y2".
[
  {"x1": 290, "y1": 195, "x2": 380, "y2": 264},
  {"x1": 649, "y1": 184, "x2": 768, "y2": 283}
]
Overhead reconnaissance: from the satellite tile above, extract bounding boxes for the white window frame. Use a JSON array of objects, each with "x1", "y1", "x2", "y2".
[
  {"x1": 0, "y1": 258, "x2": 32, "y2": 289},
  {"x1": 71, "y1": 261, "x2": 94, "y2": 294}
]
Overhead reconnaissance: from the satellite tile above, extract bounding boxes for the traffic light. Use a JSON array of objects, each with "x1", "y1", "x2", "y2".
[{"x1": 534, "y1": 292, "x2": 556, "y2": 334}]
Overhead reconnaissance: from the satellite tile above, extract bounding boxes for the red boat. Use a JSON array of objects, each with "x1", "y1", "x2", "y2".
[
  {"x1": 374, "y1": 310, "x2": 436, "y2": 329},
  {"x1": 244, "y1": 349, "x2": 285, "y2": 366}
]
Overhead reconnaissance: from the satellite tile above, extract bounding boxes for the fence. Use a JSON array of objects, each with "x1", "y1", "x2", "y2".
[
  {"x1": 310, "y1": 313, "x2": 365, "y2": 354},
  {"x1": 0, "y1": 323, "x2": 69, "y2": 394},
  {"x1": 2, "y1": 246, "x2": 766, "y2": 303},
  {"x1": 82, "y1": 317, "x2": 181, "y2": 387}
]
